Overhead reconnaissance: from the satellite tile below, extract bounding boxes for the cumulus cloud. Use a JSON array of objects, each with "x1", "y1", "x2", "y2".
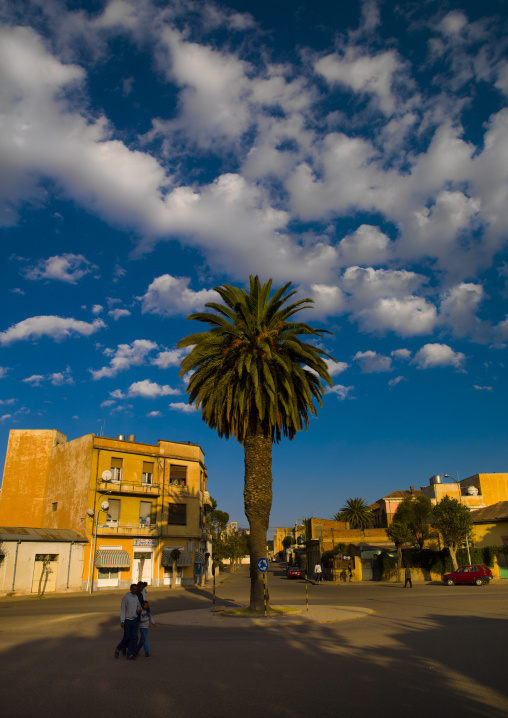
[
  {"x1": 108, "y1": 308, "x2": 131, "y2": 320},
  {"x1": 147, "y1": 410, "x2": 162, "y2": 417},
  {"x1": 314, "y1": 48, "x2": 403, "y2": 115},
  {"x1": 355, "y1": 296, "x2": 438, "y2": 337},
  {"x1": 388, "y1": 376, "x2": 406, "y2": 388},
  {"x1": 22, "y1": 253, "x2": 97, "y2": 283},
  {"x1": 152, "y1": 348, "x2": 188, "y2": 369},
  {"x1": 391, "y1": 349, "x2": 411, "y2": 361},
  {"x1": 127, "y1": 380, "x2": 180, "y2": 398},
  {"x1": 0, "y1": 316, "x2": 105, "y2": 345},
  {"x1": 338, "y1": 225, "x2": 392, "y2": 267},
  {"x1": 0, "y1": 367, "x2": 8, "y2": 378},
  {"x1": 23, "y1": 366, "x2": 73, "y2": 386},
  {"x1": 412, "y1": 343, "x2": 466, "y2": 370},
  {"x1": 169, "y1": 402, "x2": 197, "y2": 414},
  {"x1": 353, "y1": 350, "x2": 392, "y2": 373},
  {"x1": 327, "y1": 384, "x2": 354, "y2": 400},
  {"x1": 473, "y1": 384, "x2": 492, "y2": 391},
  {"x1": 90, "y1": 339, "x2": 158, "y2": 379},
  {"x1": 139, "y1": 275, "x2": 217, "y2": 316}
]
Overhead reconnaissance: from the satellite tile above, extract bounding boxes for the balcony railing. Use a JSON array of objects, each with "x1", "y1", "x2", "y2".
[
  {"x1": 98, "y1": 480, "x2": 161, "y2": 495},
  {"x1": 97, "y1": 522, "x2": 158, "y2": 536}
]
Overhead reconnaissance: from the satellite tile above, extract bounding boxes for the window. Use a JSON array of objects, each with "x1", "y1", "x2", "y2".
[
  {"x1": 168, "y1": 503, "x2": 187, "y2": 526},
  {"x1": 142, "y1": 461, "x2": 154, "y2": 485},
  {"x1": 139, "y1": 501, "x2": 153, "y2": 527},
  {"x1": 106, "y1": 499, "x2": 121, "y2": 526},
  {"x1": 52, "y1": 502, "x2": 58, "y2": 512},
  {"x1": 110, "y1": 457, "x2": 123, "y2": 482},
  {"x1": 170, "y1": 465, "x2": 187, "y2": 486},
  {"x1": 98, "y1": 568, "x2": 119, "y2": 580},
  {"x1": 35, "y1": 554, "x2": 58, "y2": 562}
]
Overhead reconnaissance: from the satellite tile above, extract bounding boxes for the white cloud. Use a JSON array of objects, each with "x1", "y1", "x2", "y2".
[
  {"x1": 413, "y1": 343, "x2": 466, "y2": 370},
  {"x1": 109, "y1": 389, "x2": 125, "y2": 399},
  {"x1": 324, "y1": 359, "x2": 349, "y2": 377},
  {"x1": 339, "y1": 225, "x2": 391, "y2": 267},
  {"x1": 0, "y1": 398, "x2": 15, "y2": 405},
  {"x1": 90, "y1": 339, "x2": 158, "y2": 380},
  {"x1": 314, "y1": 49, "x2": 403, "y2": 115},
  {"x1": 22, "y1": 366, "x2": 73, "y2": 386},
  {"x1": 0, "y1": 367, "x2": 8, "y2": 378},
  {"x1": 353, "y1": 350, "x2": 392, "y2": 373},
  {"x1": 92, "y1": 305, "x2": 104, "y2": 314},
  {"x1": 127, "y1": 380, "x2": 180, "y2": 398},
  {"x1": 473, "y1": 385, "x2": 492, "y2": 391},
  {"x1": 139, "y1": 275, "x2": 217, "y2": 317},
  {"x1": 100, "y1": 399, "x2": 116, "y2": 407},
  {"x1": 355, "y1": 296, "x2": 438, "y2": 337},
  {"x1": 327, "y1": 384, "x2": 354, "y2": 400},
  {"x1": 0, "y1": 414, "x2": 12, "y2": 423},
  {"x1": 152, "y1": 348, "x2": 188, "y2": 369},
  {"x1": 0, "y1": 316, "x2": 105, "y2": 345},
  {"x1": 108, "y1": 308, "x2": 131, "y2": 321},
  {"x1": 309, "y1": 284, "x2": 346, "y2": 317},
  {"x1": 23, "y1": 253, "x2": 97, "y2": 284},
  {"x1": 388, "y1": 376, "x2": 406, "y2": 388},
  {"x1": 169, "y1": 402, "x2": 197, "y2": 414},
  {"x1": 391, "y1": 349, "x2": 411, "y2": 361},
  {"x1": 147, "y1": 410, "x2": 162, "y2": 417},
  {"x1": 439, "y1": 283, "x2": 485, "y2": 339}
]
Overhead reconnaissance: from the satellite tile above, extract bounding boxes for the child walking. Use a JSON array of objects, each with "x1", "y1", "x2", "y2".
[{"x1": 136, "y1": 601, "x2": 156, "y2": 657}]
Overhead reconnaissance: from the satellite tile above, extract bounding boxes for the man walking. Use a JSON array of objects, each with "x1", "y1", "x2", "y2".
[
  {"x1": 115, "y1": 584, "x2": 141, "y2": 659},
  {"x1": 404, "y1": 566, "x2": 412, "y2": 588}
]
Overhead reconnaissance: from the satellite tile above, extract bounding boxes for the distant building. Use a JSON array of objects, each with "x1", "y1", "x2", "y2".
[
  {"x1": 420, "y1": 473, "x2": 508, "y2": 510},
  {"x1": 0, "y1": 429, "x2": 212, "y2": 591},
  {"x1": 371, "y1": 486, "x2": 421, "y2": 528}
]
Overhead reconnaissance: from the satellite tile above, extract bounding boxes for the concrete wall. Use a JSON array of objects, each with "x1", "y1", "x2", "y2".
[
  {"x1": 0, "y1": 540, "x2": 85, "y2": 595},
  {"x1": 473, "y1": 521, "x2": 508, "y2": 547},
  {"x1": 0, "y1": 430, "x2": 66, "y2": 526}
]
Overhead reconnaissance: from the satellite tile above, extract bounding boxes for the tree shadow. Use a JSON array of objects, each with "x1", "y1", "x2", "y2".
[{"x1": 1, "y1": 595, "x2": 507, "y2": 718}]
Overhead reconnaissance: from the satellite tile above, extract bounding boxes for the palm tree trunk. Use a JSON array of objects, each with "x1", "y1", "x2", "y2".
[{"x1": 244, "y1": 427, "x2": 273, "y2": 611}]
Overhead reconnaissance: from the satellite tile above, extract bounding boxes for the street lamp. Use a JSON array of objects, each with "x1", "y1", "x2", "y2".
[
  {"x1": 444, "y1": 474, "x2": 471, "y2": 564},
  {"x1": 88, "y1": 490, "x2": 112, "y2": 594}
]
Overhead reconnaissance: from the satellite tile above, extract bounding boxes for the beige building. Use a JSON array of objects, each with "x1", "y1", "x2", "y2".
[{"x1": 0, "y1": 429, "x2": 213, "y2": 591}]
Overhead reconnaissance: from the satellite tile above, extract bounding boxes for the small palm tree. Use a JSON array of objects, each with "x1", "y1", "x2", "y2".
[
  {"x1": 335, "y1": 498, "x2": 373, "y2": 529},
  {"x1": 178, "y1": 276, "x2": 334, "y2": 610}
]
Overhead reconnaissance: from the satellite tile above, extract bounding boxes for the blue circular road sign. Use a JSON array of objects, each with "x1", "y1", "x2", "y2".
[{"x1": 257, "y1": 558, "x2": 269, "y2": 572}]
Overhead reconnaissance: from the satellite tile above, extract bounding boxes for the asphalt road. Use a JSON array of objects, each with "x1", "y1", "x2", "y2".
[{"x1": 1, "y1": 564, "x2": 507, "y2": 718}]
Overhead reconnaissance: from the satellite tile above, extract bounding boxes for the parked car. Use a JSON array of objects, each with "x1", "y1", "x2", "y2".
[
  {"x1": 287, "y1": 566, "x2": 304, "y2": 579},
  {"x1": 443, "y1": 564, "x2": 493, "y2": 586}
]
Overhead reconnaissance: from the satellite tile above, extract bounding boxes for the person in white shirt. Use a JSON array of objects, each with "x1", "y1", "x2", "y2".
[
  {"x1": 314, "y1": 563, "x2": 323, "y2": 583},
  {"x1": 115, "y1": 584, "x2": 141, "y2": 659}
]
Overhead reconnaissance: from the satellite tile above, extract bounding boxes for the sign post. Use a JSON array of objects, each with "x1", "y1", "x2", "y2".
[{"x1": 257, "y1": 558, "x2": 269, "y2": 617}]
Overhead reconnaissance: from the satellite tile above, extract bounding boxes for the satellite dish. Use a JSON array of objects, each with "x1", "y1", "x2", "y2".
[
  {"x1": 87, "y1": 509, "x2": 94, "y2": 517},
  {"x1": 102, "y1": 470, "x2": 112, "y2": 482},
  {"x1": 101, "y1": 501, "x2": 110, "y2": 511}
]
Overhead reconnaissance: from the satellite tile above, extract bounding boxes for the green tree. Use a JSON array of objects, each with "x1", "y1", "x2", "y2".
[
  {"x1": 178, "y1": 276, "x2": 333, "y2": 610},
  {"x1": 335, "y1": 498, "x2": 373, "y2": 529},
  {"x1": 386, "y1": 520, "x2": 413, "y2": 580},
  {"x1": 391, "y1": 495, "x2": 434, "y2": 550},
  {"x1": 206, "y1": 497, "x2": 231, "y2": 566},
  {"x1": 432, "y1": 496, "x2": 474, "y2": 571},
  {"x1": 282, "y1": 535, "x2": 295, "y2": 549}
]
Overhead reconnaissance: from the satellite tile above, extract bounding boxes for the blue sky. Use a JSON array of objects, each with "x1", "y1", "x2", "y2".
[{"x1": 1, "y1": 0, "x2": 508, "y2": 534}]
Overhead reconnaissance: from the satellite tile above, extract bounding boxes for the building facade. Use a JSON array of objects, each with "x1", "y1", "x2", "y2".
[{"x1": 0, "y1": 429, "x2": 212, "y2": 590}]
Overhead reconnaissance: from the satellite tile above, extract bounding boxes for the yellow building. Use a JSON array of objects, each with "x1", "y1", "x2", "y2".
[
  {"x1": 0, "y1": 429, "x2": 213, "y2": 590},
  {"x1": 273, "y1": 525, "x2": 305, "y2": 555},
  {"x1": 420, "y1": 473, "x2": 508, "y2": 509}
]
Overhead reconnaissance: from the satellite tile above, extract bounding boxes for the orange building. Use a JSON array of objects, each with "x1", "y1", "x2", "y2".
[{"x1": 0, "y1": 429, "x2": 212, "y2": 590}]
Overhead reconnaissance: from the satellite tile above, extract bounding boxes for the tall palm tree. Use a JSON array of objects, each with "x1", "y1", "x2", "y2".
[
  {"x1": 335, "y1": 498, "x2": 373, "y2": 529},
  {"x1": 177, "y1": 275, "x2": 334, "y2": 610}
]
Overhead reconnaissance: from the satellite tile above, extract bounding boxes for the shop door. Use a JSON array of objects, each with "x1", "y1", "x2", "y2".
[
  {"x1": 163, "y1": 566, "x2": 182, "y2": 586},
  {"x1": 32, "y1": 554, "x2": 58, "y2": 593},
  {"x1": 361, "y1": 558, "x2": 373, "y2": 581},
  {"x1": 133, "y1": 552, "x2": 152, "y2": 584}
]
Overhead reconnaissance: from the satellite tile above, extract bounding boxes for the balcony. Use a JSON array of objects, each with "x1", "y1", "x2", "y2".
[
  {"x1": 98, "y1": 479, "x2": 161, "y2": 496},
  {"x1": 97, "y1": 522, "x2": 158, "y2": 536},
  {"x1": 203, "y1": 491, "x2": 213, "y2": 508}
]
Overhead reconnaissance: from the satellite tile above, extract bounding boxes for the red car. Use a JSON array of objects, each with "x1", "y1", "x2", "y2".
[
  {"x1": 287, "y1": 566, "x2": 304, "y2": 579},
  {"x1": 443, "y1": 564, "x2": 493, "y2": 586}
]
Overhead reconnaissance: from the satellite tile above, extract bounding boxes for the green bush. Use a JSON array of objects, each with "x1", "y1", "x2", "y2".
[{"x1": 377, "y1": 552, "x2": 398, "y2": 580}]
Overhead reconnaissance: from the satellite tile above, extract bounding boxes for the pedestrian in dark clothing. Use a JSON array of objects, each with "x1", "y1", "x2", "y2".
[
  {"x1": 404, "y1": 567, "x2": 412, "y2": 588},
  {"x1": 348, "y1": 564, "x2": 353, "y2": 582},
  {"x1": 115, "y1": 584, "x2": 141, "y2": 659}
]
